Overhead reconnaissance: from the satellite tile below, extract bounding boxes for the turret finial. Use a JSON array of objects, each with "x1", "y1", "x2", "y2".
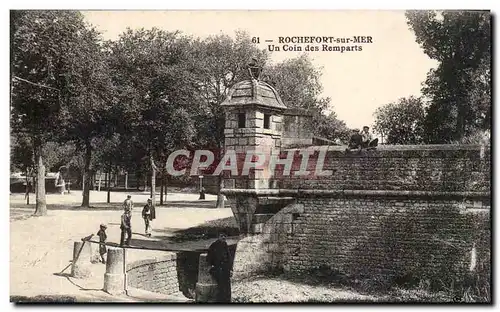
[{"x1": 248, "y1": 58, "x2": 262, "y2": 80}]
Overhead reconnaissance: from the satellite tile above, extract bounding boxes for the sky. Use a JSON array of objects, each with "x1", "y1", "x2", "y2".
[{"x1": 82, "y1": 10, "x2": 438, "y2": 130}]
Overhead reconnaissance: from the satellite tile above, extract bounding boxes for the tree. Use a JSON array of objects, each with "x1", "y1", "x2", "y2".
[
  {"x1": 11, "y1": 10, "x2": 97, "y2": 215},
  {"x1": 10, "y1": 133, "x2": 33, "y2": 174},
  {"x1": 192, "y1": 31, "x2": 268, "y2": 208},
  {"x1": 262, "y1": 54, "x2": 349, "y2": 143},
  {"x1": 10, "y1": 133, "x2": 34, "y2": 204},
  {"x1": 56, "y1": 26, "x2": 116, "y2": 208},
  {"x1": 107, "y1": 28, "x2": 199, "y2": 206},
  {"x1": 406, "y1": 10, "x2": 491, "y2": 143},
  {"x1": 373, "y1": 96, "x2": 426, "y2": 145},
  {"x1": 314, "y1": 112, "x2": 351, "y2": 144},
  {"x1": 262, "y1": 54, "x2": 328, "y2": 112}
]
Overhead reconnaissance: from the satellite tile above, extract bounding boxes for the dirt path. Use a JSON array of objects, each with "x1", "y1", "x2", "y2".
[
  {"x1": 10, "y1": 190, "x2": 385, "y2": 303},
  {"x1": 233, "y1": 276, "x2": 379, "y2": 302},
  {"x1": 10, "y1": 191, "x2": 233, "y2": 301}
]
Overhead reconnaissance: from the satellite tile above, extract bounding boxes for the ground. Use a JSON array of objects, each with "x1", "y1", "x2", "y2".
[
  {"x1": 10, "y1": 189, "x2": 421, "y2": 303},
  {"x1": 10, "y1": 190, "x2": 232, "y2": 302}
]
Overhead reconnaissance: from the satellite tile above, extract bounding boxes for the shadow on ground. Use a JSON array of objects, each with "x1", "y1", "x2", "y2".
[
  {"x1": 161, "y1": 200, "x2": 218, "y2": 209},
  {"x1": 10, "y1": 200, "x2": 220, "y2": 211},
  {"x1": 153, "y1": 216, "x2": 239, "y2": 243},
  {"x1": 10, "y1": 203, "x2": 124, "y2": 211},
  {"x1": 53, "y1": 273, "x2": 103, "y2": 292}
]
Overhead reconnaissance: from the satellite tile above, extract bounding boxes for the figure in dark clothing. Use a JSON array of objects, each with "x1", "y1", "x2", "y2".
[
  {"x1": 360, "y1": 126, "x2": 378, "y2": 149},
  {"x1": 120, "y1": 210, "x2": 132, "y2": 246},
  {"x1": 97, "y1": 224, "x2": 107, "y2": 263},
  {"x1": 206, "y1": 233, "x2": 233, "y2": 303},
  {"x1": 141, "y1": 198, "x2": 156, "y2": 237},
  {"x1": 346, "y1": 129, "x2": 363, "y2": 152}
]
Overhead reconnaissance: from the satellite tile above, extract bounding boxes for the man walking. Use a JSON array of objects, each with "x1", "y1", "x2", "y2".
[
  {"x1": 120, "y1": 209, "x2": 132, "y2": 246},
  {"x1": 142, "y1": 198, "x2": 156, "y2": 237},
  {"x1": 206, "y1": 233, "x2": 233, "y2": 303},
  {"x1": 123, "y1": 195, "x2": 134, "y2": 213}
]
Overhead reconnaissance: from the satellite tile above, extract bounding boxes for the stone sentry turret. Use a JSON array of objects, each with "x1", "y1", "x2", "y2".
[
  {"x1": 221, "y1": 60, "x2": 287, "y2": 191},
  {"x1": 220, "y1": 60, "x2": 293, "y2": 235},
  {"x1": 220, "y1": 60, "x2": 315, "y2": 235}
]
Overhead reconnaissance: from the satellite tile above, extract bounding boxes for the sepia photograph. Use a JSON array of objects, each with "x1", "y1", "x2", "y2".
[{"x1": 9, "y1": 9, "x2": 491, "y2": 304}]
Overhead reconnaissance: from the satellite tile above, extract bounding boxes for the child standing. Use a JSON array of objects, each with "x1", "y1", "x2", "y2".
[
  {"x1": 142, "y1": 198, "x2": 156, "y2": 237},
  {"x1": 97, "y1": 224, "x2": 107, "y2": 264},
  {"x1": 120, "y1": 209, "x2": 132, "y2": 246}
]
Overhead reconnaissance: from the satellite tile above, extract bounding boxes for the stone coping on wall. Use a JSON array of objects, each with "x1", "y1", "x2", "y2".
[
  {"x1": 286, "y1": 144, "x2": 488, "y2": 152},
  {"x1": 220, "y1": 188, "x2": 490, "y2": 199},
  {"x1": 126, "y1": 253, "x2": 177, "y2": 272},
  {"x1": 278, "y1": 144, "x2": 490, "y2": 159}
]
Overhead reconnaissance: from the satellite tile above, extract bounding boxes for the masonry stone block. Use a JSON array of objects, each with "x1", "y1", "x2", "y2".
[
  {"x1": 195, "y1": 253, "x2": 218, "y2": 302},
  {"x1": 103, "y1": 247, "x2": 125, "y2": 295},
  {"x1": 71, "y1": 241, "x2": 93, "y2": 278}
]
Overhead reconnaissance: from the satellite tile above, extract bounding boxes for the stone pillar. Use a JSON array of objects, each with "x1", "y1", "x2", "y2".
[
  {"x1": 71, "y1": 241, "x2": 92, "y2": 278},
  {"x1": 195, "y1": 253, "x2": 218, "y2": 302},
  {"x1": 103, "y1": 247, "x2": 126, "y2": 295}
]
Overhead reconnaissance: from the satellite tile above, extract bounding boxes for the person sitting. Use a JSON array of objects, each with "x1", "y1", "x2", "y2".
[
  {"x1": 346, "y1": 129, "x2": 363, "y2": 152},
  {"x1": 360, "y1": 126, "x2": 378, "y2": 149}
]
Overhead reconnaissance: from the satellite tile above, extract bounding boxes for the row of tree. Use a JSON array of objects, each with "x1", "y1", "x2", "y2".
[
  {"x1": 373, "y1": 11, "x2": 491, "y2": 145},
  {"x1": 10, "y1": 11, "x2": 349, "y2": 215}
]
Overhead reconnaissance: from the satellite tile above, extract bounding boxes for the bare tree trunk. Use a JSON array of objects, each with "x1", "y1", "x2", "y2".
[
  {"x1": 81, "y1": 140, "x2": 92, "y2": 208},
  {"x1": 160, "y1": 173, "x2": 164, "y2": 206},
  {"x1": 150, "y1": 155, "x2": 156, "y2": 206},
  {"x1": 34, "y1": 148, "x2": 46, "y2": 216},
  {"x1": 164, "y1": 175, "x2": 168, "y2": 202},
  {"x1": 216, "y1": 174, "x2": 224, "y2": 208},
  {"x1": 107, "y1": 164, "x2": 111, "y2": 204},
  {"x1": 150, "y1": 173, "x2": 154, "y2": 199},
  {"x1": 25, "y1": 168, "x2": 30, "y2": 205}
]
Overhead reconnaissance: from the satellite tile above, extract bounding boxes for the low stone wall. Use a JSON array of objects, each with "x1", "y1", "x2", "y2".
[
  {"x1": 126, "y1": 253, "x2": 180, "y2": 295},
  {"x1": 231, "y1": 196, "x2": 490, "y2": 286},
  {"x1": 275, "y1": 145, "x2": 490, "y2": 193},
  {"x1": 225, "y1": 145, "x2": 491, "y2": 286},
  {"x1": 286, "y1": 196, "x2": 490, "y2": 283},
  {"x1": 232, "y1": 203, "x2": 303, "y2": 280}
]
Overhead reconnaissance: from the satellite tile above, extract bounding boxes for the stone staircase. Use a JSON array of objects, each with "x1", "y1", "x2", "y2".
[{"x1": 250, "y1": 197, "x2": 295, "y2": 234}]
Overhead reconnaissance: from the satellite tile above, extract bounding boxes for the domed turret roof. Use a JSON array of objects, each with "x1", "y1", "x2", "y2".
[{"x1": 221, "y1": 79, "x2": 287, "y2": 110}]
